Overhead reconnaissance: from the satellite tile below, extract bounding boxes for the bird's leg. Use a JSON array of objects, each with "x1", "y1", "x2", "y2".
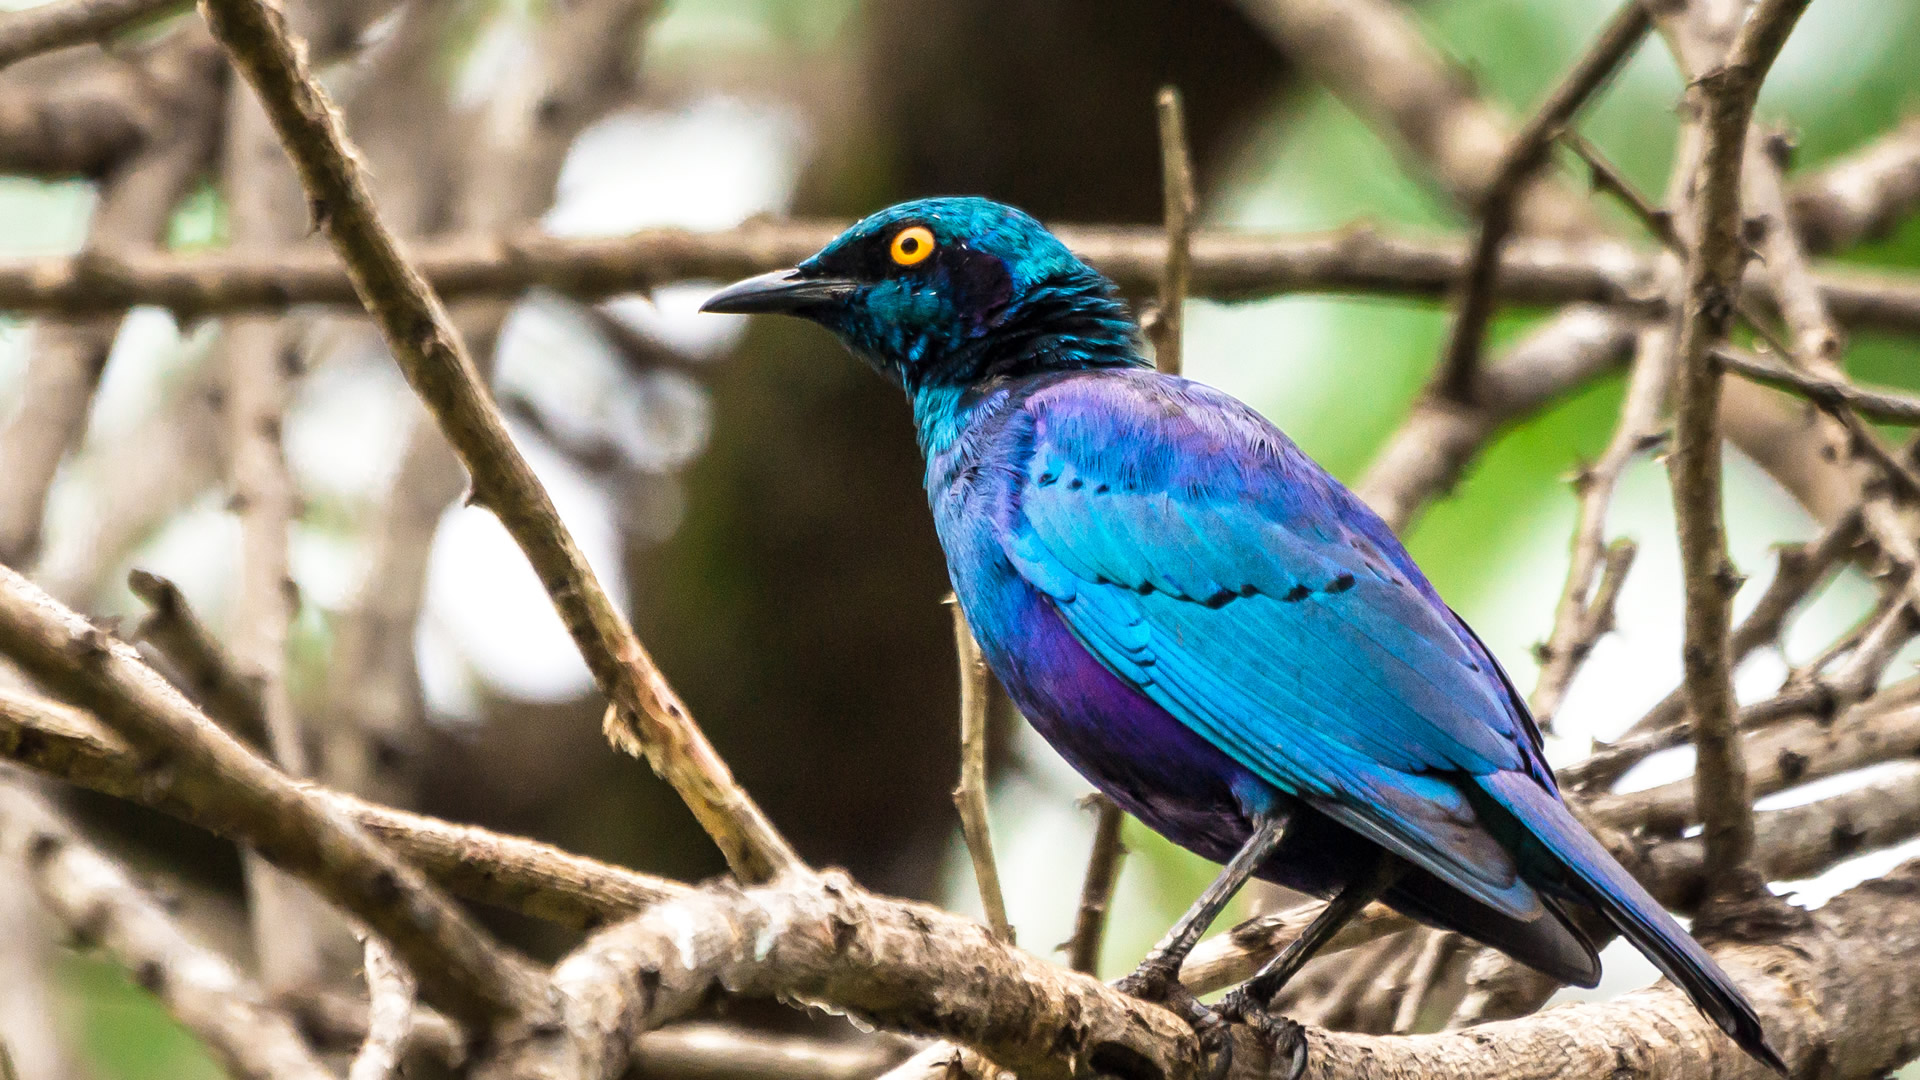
[
  {"x1": 1116, "y1": 812, "x2": 1289, "y2": 1003},
  {"x1": 1217, "y1": 851, "x2": 1403, "y2": 1080},
  {"x1": 1229, "y1": 850, "x2": 1401, "y2": 1010}
]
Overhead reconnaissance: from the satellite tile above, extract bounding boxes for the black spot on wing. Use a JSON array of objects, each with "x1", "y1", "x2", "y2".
[{"x1": 1326, "y1": 573, "x2": 1356, "y2": 594}]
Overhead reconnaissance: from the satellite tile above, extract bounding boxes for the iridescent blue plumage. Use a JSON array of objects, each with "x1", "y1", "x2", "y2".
[{"x1": 703, "y1": 197, "x2": 1782, "y2": 1071}]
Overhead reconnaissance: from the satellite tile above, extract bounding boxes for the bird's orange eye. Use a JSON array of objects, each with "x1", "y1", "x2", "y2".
[{"x1": 890, "y1": 225, "x2": 935, "y2": 267}]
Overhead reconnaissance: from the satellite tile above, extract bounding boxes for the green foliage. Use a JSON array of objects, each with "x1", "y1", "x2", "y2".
[{"x1": 62, "y1": 954, "x2": 223, "y2": 1080}]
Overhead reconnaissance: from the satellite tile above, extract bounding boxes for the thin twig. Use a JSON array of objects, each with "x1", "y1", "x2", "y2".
[
  {"x1": 127, "y1": 570, "x2": 267, "y2": 746},
  {"x1": 1436, "y1": 0, "x2": 1653, "y2": 398},
  {"x1": 948, "y1": 602, "x2": 1012, "y2": 943},
  {"x1": 1716, "y1": 345, "x2": 1920, "y2": 425},
  {"x1": 1665, "y1": 0, "x2": 1812, "y2": 895},
  {"x1": 1530, "y1": 322, "x2": 1670, "y2": 728},
  {"x1": 349, "y1": 936, "x2": 415, "y2": 1080},
  {"x1": 1150, "y1": 85, "x2": 1195, "y2": 375},
  {"x1": 195, "y1": 0, "x2": 799, "y2": 882},
  {"x1": 1065, "y1": 794, "x2": 1127, "y2": 974}
]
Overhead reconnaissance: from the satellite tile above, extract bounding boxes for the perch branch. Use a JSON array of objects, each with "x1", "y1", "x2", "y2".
[{"x1": 0, "y1": 0, "x2": 188, "y2": 71}]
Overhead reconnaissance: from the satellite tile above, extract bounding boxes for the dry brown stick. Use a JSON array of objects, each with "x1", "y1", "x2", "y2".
[
  {"x1": 0, "y1": 686, "x2": 689, "y2": 927},
  {"x1": 1665, "y1": 0, "x2": 1811, "y2": 894},
  {"x1": 0, "y1": 219, "x2": 1905, "y2": 331},
  {"x1": 196, "y1": 0, "x2": 798, "y2": 883},
  {"x1": 949, "y1": 603, "x2": 1011, "y2": 944},
  {"x1": 1435, "y1": 0, "x2": 1653, "y2": 397},
  {"x1": 0, "y1": 219, "x2": 1917, "y2": 324},
  {"x1": 1065, "y1": 794, "x2": 1128, "y2": 974},
  {"x1": 0, "y1": 566, "x2": 547, "y2": 1025},
  {"x1": 1149, "y1": 84, "x2": 1195, "y2": 375},
  {"x1": 0, "y1": 779, "x2": 336, "y2": 1080},
  {"x1": 0, "y1": 0, "x2": 188, "y2": 69},
  {"x1": 348, "y1": 936, "x2": 414, "y2": 1080},
  {"x1": 17, "y1": 671, "x2": 1920, "y2": 1079},
  {"x1": 522, "y1": 873, "x2": 1203, "y2": 1080}
]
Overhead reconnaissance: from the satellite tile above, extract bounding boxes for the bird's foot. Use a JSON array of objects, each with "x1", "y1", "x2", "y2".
[
  {"x1": 1116, "y1": 963, "x2": 1236, "y2": 1080},
  {"x1": 1216, "y1": 989, "x2": 1308, "y2": 1080}
]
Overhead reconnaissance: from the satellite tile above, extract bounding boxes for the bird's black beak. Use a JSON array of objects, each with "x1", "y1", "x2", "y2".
[{"x1": 700, "y1": 269, "x2": 859, "y2": 315}]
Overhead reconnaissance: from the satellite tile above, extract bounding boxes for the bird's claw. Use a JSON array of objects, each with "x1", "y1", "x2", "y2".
[
  {"x1": 1216, "y1": 989, "x2": 1308, "y2": 1080},
  {"x1": 1116, "y1": 963, "x2": 1235, "y2": 1080},
  {"x1": 1114, "y1": 958, "x2": 1178, "y2": 1003}
]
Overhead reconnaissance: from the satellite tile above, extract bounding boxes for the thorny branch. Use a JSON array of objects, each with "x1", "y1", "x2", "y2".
[{"x1": 1664, "y1": 0, "x2": 1812, "y2": 895}]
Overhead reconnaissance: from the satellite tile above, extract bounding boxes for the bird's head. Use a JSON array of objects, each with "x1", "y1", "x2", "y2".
[{"x1": 702, "y1": 197, "x2": 1143, "y2": 391}]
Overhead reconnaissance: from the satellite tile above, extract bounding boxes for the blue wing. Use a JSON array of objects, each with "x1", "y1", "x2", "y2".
[{"x1": 1001, "y1": 373, "x2": 1553, "y2": 919}]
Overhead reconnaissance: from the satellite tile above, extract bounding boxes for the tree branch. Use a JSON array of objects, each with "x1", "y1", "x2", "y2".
[
  {"x1": 0, "y1": 685, "x2": 688, "y2": 927},
  {"x1": 1665, "y1": 0, "x2": 1811, "y2": 894},
  {"x1": 0, "y1": 0, "x2": 189, "y2": 71},
  {"x1": 0, "y1": 777, "x2": 335, "y2": 1080},
  {"x1": 1065, "y1": 794, "x2": 1128, "y2": 975},
  {"x1": 0, "y1": 565, "x2": 548, "y2": 1025},
  {"x1": 195, "y1": 0, "x2": 799, "y2": 882},
  {"x1": 1435, "y1": 0, "x2": 1653, "y2": 397},
  {"x1": 1148, "y1": 84, "x2": 1195, "y2": 375},
  {"x1": 949, "y1": 603, "x2": 1011, "y2": 943},
  {"x1": 347, "y1": 936, "x2": 414, "y2": 1080}
]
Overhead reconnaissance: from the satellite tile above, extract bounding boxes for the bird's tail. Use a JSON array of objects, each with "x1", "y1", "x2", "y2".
[{"x1": 1480, "y1": 771, "x2": 1788, "y2": 1075}]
